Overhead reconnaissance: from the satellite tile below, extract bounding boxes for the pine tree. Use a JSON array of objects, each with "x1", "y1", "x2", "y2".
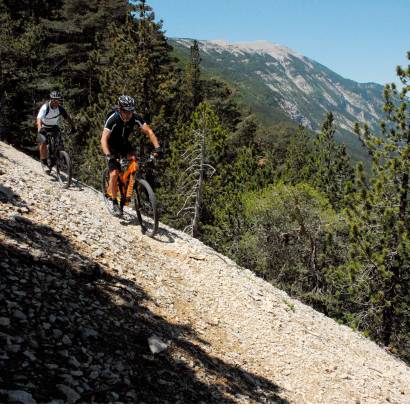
[
  {"x1": 175, "y1": 119, "x2": 216, "y2": 237},
  {"x1": 237, "y1": 182, "x2": 341, "y2": 303},
  {"x1": 189, "y1": 40, "x2": 202, "y2": 108},
  {"x1": 177, "y1": 40, "x2": 203, "y2": 121},
  {"x1": 282, "y1": 125, "x2": 313, "y2": 184},
  {"x1": 307, "y1": 112, "x2": 354, "y2": 208},
  {"x1": 163, "y1": 103, "x2": 228, "y2": 236},
  {"x1": 38, "y1": 0, "x2": 128, "y2": 106},
  {"x1": 77, "y1": 1, "x2": 179, "y2": 185},
  {"x1": 0, "y1": 2, "x2": 43, "y2": 144},
  {"x1": 334, "y1": 53, "x2": 410, "y2": 358}
]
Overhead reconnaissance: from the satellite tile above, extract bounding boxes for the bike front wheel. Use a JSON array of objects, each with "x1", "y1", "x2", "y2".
[
  {"x1": 133, "y1": 178, "x2": 158, "y2": 237},
  {"x1": 56, "y1": 150, "x2": 72, "y2": 188}
]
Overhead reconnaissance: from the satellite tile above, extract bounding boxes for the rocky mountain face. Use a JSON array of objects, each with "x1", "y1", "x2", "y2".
[
  {"x1": 1, "y1": 141, "x2": 410, "y2": 403},
  {"x1": 171, "y1": 39, "x2": 385, "y2": 158}
]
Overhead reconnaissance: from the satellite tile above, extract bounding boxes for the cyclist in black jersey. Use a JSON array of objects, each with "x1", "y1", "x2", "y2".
[{"x1": 101, "y1": 95, "x2": 162, "y2": 216}]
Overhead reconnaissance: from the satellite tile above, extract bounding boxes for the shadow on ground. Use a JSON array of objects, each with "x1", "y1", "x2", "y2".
[{"x1": 0, "y1": 187, "x2": 287, "y2": 404}]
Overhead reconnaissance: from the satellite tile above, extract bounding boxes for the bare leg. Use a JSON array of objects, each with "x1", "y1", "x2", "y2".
[
  {"x1": 39, "y1": 143, "x2": 47, "y2": 160},
  {"x1": 108, "y1": 169, "x2": 119, "y2": 200}
]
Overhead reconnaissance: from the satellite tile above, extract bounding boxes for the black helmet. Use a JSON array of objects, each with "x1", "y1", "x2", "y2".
[
  {"x1": 50, "y1": 91, "x2": 62, "y2": 100},
  {"x1": 118, "y1": 95, "x2": 135, "y2": 112}
]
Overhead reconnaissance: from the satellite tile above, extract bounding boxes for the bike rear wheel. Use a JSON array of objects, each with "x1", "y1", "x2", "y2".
[
  {"x1": 56, "y1": 150, "x2": 72, "y2": 188},
  {"x1": 133, "y1": 178, "x2": 158, "y2": 237}
]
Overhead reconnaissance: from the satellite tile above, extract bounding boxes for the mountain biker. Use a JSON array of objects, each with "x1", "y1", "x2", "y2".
[
  {"x1": 101, "y1": 95, "x2": 162, "y2": 217},
  {"x1": 36, "y1": 91, "x2": 76, "y2": 170}
]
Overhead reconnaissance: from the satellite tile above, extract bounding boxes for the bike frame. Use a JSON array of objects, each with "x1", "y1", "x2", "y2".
[
  {"x1": 45, "y1": 130, "x2": 63, "y2": 160},
  {"x1": 103, "y1": 156, "x2": 158, "y2": 236},
  {"x1": 108, "y1": 157, "x2": 153, "y2": 204},
  {"x1": 116, "y1": 158, "x2": 138, "y2": 206}
]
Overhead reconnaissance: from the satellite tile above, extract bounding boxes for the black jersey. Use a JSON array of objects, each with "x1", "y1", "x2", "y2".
[{"x1": 104, "y1": 111, "x2": 146, "y2": 152}]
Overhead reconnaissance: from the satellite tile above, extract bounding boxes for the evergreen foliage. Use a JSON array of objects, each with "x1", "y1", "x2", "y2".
[
  {"x1": 237, "y1": 182, "x2": 345, "y2": 308},
  {"x1": 307, "y1": 112, "x2": 354, "y2": 207},
  {"x1": 332, "y1": 56, "x2": 410, "y2": 358},
  {"x1": 282, "y1": 125, "x2": 313, "y2": 184}
]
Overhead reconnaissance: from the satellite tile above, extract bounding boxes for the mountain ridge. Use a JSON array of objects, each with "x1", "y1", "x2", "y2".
[
  {"x1": 170, "y1": 38, "x2": 385, "y2": 160},
  {"x1": 1, "y1": 141, "x2": 409, "y2": 403}
]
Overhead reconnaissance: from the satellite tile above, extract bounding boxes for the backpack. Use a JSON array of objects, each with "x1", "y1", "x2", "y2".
[{"x1": 104, "y1": 106, "x2": 120, "y2": 123}]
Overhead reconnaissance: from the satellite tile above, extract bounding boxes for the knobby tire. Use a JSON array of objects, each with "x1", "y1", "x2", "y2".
[
  {"x1": 134, "y1": 178, "x2": 158, "y2": 238},
  {"x1": 56, "y1": 150, "x2": 72, "y2": 188}
]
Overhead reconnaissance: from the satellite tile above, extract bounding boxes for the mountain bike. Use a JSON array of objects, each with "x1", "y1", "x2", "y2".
[
  {"x1": 40, "y1": 127, "x2": 72, "y2": 188},
  {"x1": 101, "y1": 155, "x2": 159, "y2": 237}
]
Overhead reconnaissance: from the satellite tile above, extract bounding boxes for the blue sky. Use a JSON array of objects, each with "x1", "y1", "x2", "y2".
[{"x1": 147, "y1": 0, "x2": 409, "y2": 86}]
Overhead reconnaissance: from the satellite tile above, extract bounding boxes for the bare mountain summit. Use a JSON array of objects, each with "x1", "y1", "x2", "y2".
[{"x1": 1, "y1": 141, "x2": 409, "y2": 403}]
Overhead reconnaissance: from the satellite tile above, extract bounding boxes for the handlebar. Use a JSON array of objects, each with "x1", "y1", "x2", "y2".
[{"x1": 117, "y1": 154, "x2": 156, "y2": 169}]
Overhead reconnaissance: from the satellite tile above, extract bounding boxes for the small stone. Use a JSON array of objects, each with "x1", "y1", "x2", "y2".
[
  {"x1": 53, "y1": 329, "x2": 63, "y2": 338},
  {"x1": 61, "y1": 374, "x2": 75, "y2": 386},
  {"x1": 6, "y1": 390, "x2": 36, "y2": 404},
  {"x1": 80, "y1": 328, "x2": 98, "y2": 339},
  {"x1": 93, "y1": 249, "x2": 104, "y2": 258},
  {"x1": 12, "y1": 214, "x2": 32, "y2": 224},
  {"x1": 148, "y1": 335, "x2": 169, "y2": 354},
  {"x1": 18, "y1": 206, "x2": 30, "y2": 214},
  {"x1": 0, "y1": 317, "x2": 10, "y2": 327},
  {"x1": 23, "y1": 350, "x2": 37, "y2": 361},
  {"x1": 62, "y1": 335, "x2": 71, "y2": 345},
  {"x1": 0, "y1": 186, "x2": 16, "y2": 201},
  {"x1": 235, "y1": 393, "x2": 250, "y2": 401},
  {"x1": 69, "y1": 356, "x2": 81, "y2": 368},
  {"x1": 57, "y1": 384, "x2": 80, "y2": 403},
  {"x1": 13, "y1": 310, "x2": 27, "y2": 321},
  {"x1": 5, "y1": 344, "x2": 20, "y2": 353},
  {"x1": 89, "y1": 371, "x2": 99, "y2": 380},
  {"x1": 123, "y1": 377, "x2": 131, "y2": 386},
  {"x1": 126, "y1": 390, "x2": 138, "y2": 400},
  {"x1": 158, "y1": 379, "x2": 174, "y2": 386}
]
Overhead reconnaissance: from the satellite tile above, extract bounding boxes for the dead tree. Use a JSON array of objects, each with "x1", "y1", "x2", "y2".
[{"x1": 176, "y1": 127, "x2": 215, "y2": 237}]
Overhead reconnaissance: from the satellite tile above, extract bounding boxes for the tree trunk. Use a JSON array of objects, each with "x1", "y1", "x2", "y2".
[{"x1": 192, "y1": 126, "x2": 205, "y2": 238}]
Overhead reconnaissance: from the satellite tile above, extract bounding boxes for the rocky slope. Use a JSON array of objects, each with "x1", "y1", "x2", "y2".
[
  {"x1": 0, "y1": 141, "x2": 409, "y2": 404},
  {"x1": 171, "y1": 38, "x2": 385, "y2": 160}
]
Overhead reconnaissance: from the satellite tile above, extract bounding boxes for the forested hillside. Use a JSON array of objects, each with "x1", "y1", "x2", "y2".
[
  {"x1": 170, "y1": 38, "x2": 385, "y2": 163},
  {"x1": 0, "y1": 0, "x2": 409, "y2": 364}
]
